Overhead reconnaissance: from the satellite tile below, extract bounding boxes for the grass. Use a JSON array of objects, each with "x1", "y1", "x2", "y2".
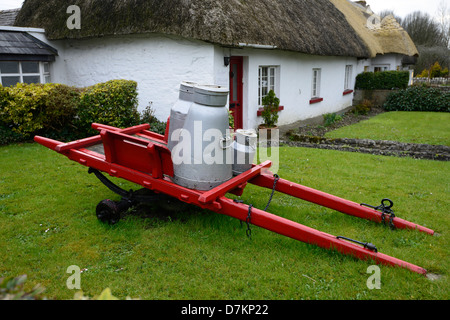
[
  {"x1": 325, "y1": 111, "x2": 450, "y2": 146},
  {"x1": 1, "y1": 142, "x2": 448, "y2": 300}
]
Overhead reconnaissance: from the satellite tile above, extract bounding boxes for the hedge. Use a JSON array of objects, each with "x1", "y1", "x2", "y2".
[
  {"x1": 75, "y1": 80, "x2": 140, "y2": 137},
  {"x1": 0, "y1": 80, "x2": 163, "y2": 145},
  {"x1": 1, "y1": 83, "x2": 80, "y2": 138},
  {"x1": 355, "y1": 71, "x2": 410, "y2": 90},
  {"x1": 384, "y1": 86, "x2": 450, "y2": 112}
]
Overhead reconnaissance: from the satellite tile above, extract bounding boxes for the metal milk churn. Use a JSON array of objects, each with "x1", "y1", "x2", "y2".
[
  {"x1": 167, "y1": 81, "x2": 196, "y2": 152},
  {"x1": 171, "y1": 84, "x2": 232, "y2": 191},
  {"x1": 232, "y1": 129, "x2": 257, "y2": 175}
]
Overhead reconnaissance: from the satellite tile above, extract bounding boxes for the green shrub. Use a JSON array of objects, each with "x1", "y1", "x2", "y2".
[
  {"x1": 384, "y1": 86, "x2": 450, "y2": 112},
  {"x1": 0, "y1": 124, "x2": 26, "y2": 145},
  {"x1": 0, "y1": 83, "x2": 79, "y2": 139},
  {"x1": 75, "y1": 80, "x2": 140, "y2": 136},
  {"x1": 0, "y1": 80, "x2": 141, "y2": 144},
  {"x1": 139, "y1": 103, "x2": 167, "y2": 135},
  {"x1": 352, "y1": 99, "x2": 373, "y2": 115},
  {"x1": 261, "y1": 90, "x2": 280, "y2": 128},
  {"x1": 355, "y1": 71, "x2": 410, "y2": 90},
  {"x1": 0, "y1": 80, "x2": 156, "y2": 145},
  {"x1": 323, "y1": 113, "x2": 343, "y2": 127}
]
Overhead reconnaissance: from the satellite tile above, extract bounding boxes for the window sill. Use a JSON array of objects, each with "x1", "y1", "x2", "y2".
[
  {"x1": 257, "y1": 105, "x2": 284, "y2": 116},
  {"x1": 309, "y1": 97, "x2": 323, "y2": 104},
  {"x1": 343, "y1": 89, "x2": 354, "y2": 96}
]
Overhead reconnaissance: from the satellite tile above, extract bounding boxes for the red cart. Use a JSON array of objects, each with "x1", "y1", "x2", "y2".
[{"x1": 35, "y1": 122, "x2": 434, "y2": 275}]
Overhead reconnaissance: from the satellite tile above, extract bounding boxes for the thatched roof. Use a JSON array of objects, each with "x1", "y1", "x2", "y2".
[
  {"x1": 0, "y1": 9, "x2": 20, "y2": 26},
  {"x1": 330, "y1": 0, "x2": 418, "y2": 58},
  {"x1": 14, "y1": 0, "x2": 371, "y2": 58}
]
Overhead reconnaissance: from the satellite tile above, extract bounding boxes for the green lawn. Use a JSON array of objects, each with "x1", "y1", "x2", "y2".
[
  {"x1": 325, "y1": 112, "x2": 450, "y2": 146},
  {"x1": 1, "y1": 143, "x2": 448, "y2": 300}
]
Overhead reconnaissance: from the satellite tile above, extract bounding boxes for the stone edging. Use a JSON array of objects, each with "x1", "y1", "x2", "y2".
[{"x1": 282, "y1": 135, "x2": 450, "y2": 161}]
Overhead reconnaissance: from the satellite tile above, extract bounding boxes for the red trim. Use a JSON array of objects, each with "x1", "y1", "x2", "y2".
[
  {"x1": 257, "y1": 105, "x2": 284, "y2": 116},
  {"x1": 229, "y1": 57, "x2": 244, "y2": 129},
  {"x1": 343, "y1": 89, "x2": 354, "y2": 96},
  {"x1": 309, "y1": 97, "x2": 323, "y2": 104}
]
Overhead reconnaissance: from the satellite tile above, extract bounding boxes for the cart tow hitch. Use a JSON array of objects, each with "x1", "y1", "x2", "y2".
[{"x1": 361, "y1": 198, "x2": 396, "y2": 230}]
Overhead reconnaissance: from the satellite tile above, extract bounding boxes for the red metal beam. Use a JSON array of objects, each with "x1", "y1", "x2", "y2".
[
  {"x1": 198, "y1": 161, "x2": 272, "y2": 204},
  {"x1": 33, "y1": 124, "x2": 433, "y2": 275},
  {"x1": 215, "y1": 197, "x2": 427, "y2": 275},
  {"x1": 250, "y1": 174, "x2": 434, "y2": 235}
]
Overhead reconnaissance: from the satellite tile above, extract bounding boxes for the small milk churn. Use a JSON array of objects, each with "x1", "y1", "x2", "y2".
[{"x1": 232, "y1": 129, "x2": 257, "y2": 175}]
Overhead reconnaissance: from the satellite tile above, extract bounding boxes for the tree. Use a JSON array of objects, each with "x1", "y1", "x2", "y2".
[
  {"x1": 378, "y1": 10, "x2": 403, "y2": 25},
  {"x1": 436, "y1": 0, "x2": 450, "y2": 48},
  {"x1": 414, "y1": 45, "x2": 450, "y2": 76},
  {"x1": 401, "y1": 11, "x2": 445, "y2": 47},
  {"x1": 381, "y1": 9, "x2": 450, "y2": 75}
]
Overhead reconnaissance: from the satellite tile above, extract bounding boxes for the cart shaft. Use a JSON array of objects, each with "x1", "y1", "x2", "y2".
[
  {"x1": 250, "y1": 174, "x2": 434, "y2": 235},
  {"x1": 215, "y1": 197, "x2": 427, "y2": 275}
]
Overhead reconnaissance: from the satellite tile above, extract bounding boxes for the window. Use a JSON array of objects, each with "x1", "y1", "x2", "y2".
[
  {"x1": 344, "y1": 65, "x2": 353, "y2": 90},
  {"x1": 0, "y1": 61, "x2": 51, "y2": 87},
  {"x1": 258, "y1": 66, "x2": 278, "y2": 105},
  {"x1": 373, "y1": 65, "x2": 389, "y2": 73},
  {"x1": 311, "y1": 68, "x2": 321, "y2": 98}
]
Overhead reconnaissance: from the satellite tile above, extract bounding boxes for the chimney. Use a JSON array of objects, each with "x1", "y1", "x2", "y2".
[{"x1": 355, "y1": 1, "x2": 367, "y2": 8}]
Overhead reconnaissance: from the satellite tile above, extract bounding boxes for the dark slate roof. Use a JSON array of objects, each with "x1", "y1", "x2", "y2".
[
  {"x1": 0, "y1": 9, "x2": 20, "y2": 26},
  {"x1": 0, "y1": 30, "x2": 58, "y2": 60}
]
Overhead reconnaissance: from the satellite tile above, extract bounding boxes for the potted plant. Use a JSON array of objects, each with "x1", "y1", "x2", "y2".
[{"x1": 258, "y1": 90, "x2": 280, "y2": 139}]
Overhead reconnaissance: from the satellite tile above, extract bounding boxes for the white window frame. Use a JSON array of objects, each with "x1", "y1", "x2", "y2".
[
  {"x1": 311, "y1": 68, "x2": 321, "y2": 98},
  {"x1": 344, "y1": 65, "x2": 353, "y2": 90},
  {"x1": 0, "y1": 61, "x2": 51, "y2": 86},
  {"x1": 258, "y1": 65, "x2": 279, "y2": 106}
]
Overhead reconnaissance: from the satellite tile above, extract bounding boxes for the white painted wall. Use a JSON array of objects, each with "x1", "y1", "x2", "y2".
[
  {"x1": 49, "y1": 33, "x2": 217, "y2": 121},
  {"x1": 21, "y1": 30, "x2": 359, "y2": 130},
  {"x1": 220, "y1": 47, "x2": 357, "y2": 129},
  {"x1": 370, "y1": 53, "x2": 403, "y2": 71}
]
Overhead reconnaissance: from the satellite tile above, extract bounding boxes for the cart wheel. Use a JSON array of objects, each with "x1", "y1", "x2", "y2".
[{"x1": 96, "y1": 199, "x2": 121, "y2": 225}]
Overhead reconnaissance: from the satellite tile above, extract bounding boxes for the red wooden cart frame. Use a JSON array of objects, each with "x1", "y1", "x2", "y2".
[{"x1": 34, "y1": 123, "x2": 435, "y2": 275}]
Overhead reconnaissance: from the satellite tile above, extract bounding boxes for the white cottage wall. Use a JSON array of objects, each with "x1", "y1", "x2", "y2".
[
  {"x1": 50, "y1": 33, "x2": 217, "y2": 121},
  {"x1": 369, "y1": 53, "x2": 403, "y2": 71},
  {"x1": 220, "y1": 48, "x2": 357, "y2": 129},
  {"x1": 20, "y1": 30, "x2": 359, "y2": 130}
]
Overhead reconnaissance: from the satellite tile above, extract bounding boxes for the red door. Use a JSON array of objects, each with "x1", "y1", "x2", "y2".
[{"x1": 229, "y1": 57, "x2": 243, "y2": 129}]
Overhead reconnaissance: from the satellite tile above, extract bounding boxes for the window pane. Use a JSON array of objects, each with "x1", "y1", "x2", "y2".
[
  {"x1": 259, "y1": 66, "x2": 279, "y2": 105},
  {"x1": 0, "y1": 61, "x2": 19, "y2": 74},
  {"x1": 44, "y1": 75, "x2": 51, "y2": 83},
  {"x1": 312, "y1": 69, "x2": 321, "y2": 97},
  {"x1": 43, "y1": 62, "x2": 50, "y2": 73},
  {"x1": 270, "y1": 67, "x2": 275, "y2": 91},
  {"x1": 1, "y1": 76, "x2": 20, "y2": 86},
  {"x1": 22, "y1": 61, "x2": 40, "y2": 74},
  {"x1": 23, "y1": 76, "x2": 41, "y2": 84}
]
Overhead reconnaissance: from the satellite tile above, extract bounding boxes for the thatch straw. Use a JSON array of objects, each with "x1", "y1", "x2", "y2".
[
  {"x1": 15, "y1": 0, "x2": 371, "y2": 58},
  {"x1": 330, "y1": 0, "x2": 418, "y2": 58}
]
